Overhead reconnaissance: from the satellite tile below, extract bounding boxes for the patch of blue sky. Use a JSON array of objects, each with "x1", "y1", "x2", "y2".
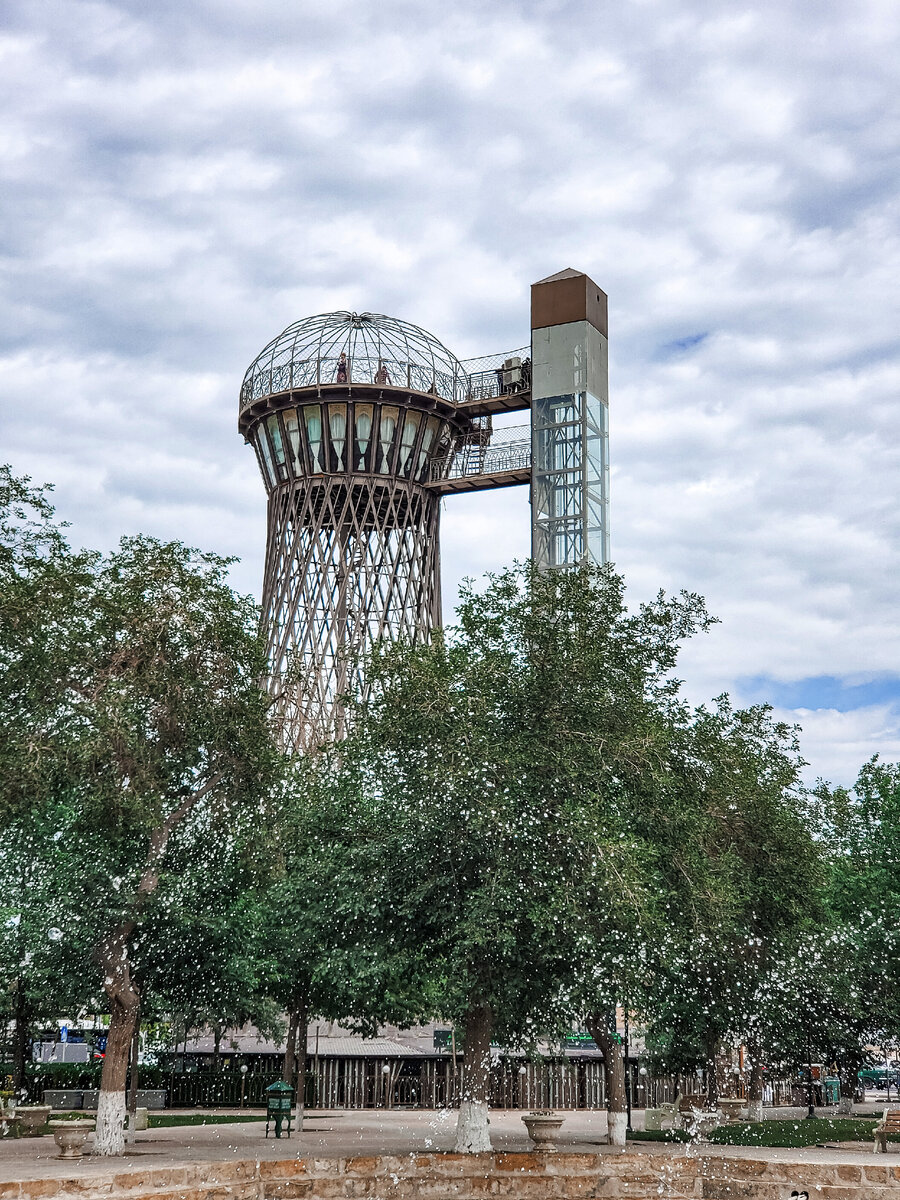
[
  {"x1": 657, "y1": 332, "x2": 709, "y2": 358},
  {"x1": 737, "y1": 674, "x2": 900, "y2": 713}
]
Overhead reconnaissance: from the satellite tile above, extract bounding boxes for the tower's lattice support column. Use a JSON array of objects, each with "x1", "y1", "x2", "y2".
[{"x1": 262, "y1": 477, "x2": 441, "y2": 750}]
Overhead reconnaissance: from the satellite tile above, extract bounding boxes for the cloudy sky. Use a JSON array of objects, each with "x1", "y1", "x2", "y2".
[{"x1": 2, "y1": 0, "x2": 899, "y2": 785}]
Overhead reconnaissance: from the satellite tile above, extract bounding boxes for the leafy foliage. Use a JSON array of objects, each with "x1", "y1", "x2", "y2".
[
  {"x1": 0, "y1": 467, "x2": 283, "y2": 1138},
  {"x1": 297, "y1": 562, "x2": 716, "y2": 1042}
]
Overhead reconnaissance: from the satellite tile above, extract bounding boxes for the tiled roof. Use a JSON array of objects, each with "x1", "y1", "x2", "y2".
[{"x1": 306, "y1": 1037, "x2": 424, "y2": 1058}]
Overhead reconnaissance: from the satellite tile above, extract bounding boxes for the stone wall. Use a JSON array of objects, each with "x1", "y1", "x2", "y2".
[{"x1": 2, "y1": 1151, "x2": 899, "y2": 1200}]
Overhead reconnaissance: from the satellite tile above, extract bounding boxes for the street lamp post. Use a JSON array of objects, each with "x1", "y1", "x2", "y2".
[{"x1": 240, "y1": 1063, "x2": 248, "y2": 1108}]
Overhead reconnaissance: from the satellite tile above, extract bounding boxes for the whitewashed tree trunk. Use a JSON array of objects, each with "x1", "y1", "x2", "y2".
[
  {"x1": 838, "y1": 1054, "x2": 860, "y2": 1116},
  {"x1": 606, "y1": 1110, "x2": 627, "y2": 1146},
  {"x1": 454, "y1": 1003, "x2": 492, "y2": 1153},
  {"x1": 284, "y1": 994, "x2": 309, "y2": 1134},
  {"x1": 94, "y1": 929, "x2": 140, "y2": 1157},
  {"x1": 93, "y1": 1090, "x2": 126, "y2": 1157},
  {"x1": 587, "y1": 1013, "x2": 627, "y2": 1147},
  {"x1": 91, "y1": 792, "x2": 217, "y2": 1158},
  {"x1": 295, "y1": 1005, "x2": 309, "y2": 1134},
  {"x1": 746, "y1": 1099, "x2": 763, "y2": 1121},
  {"x1": 456, "y1": 1100, "x2": 491, "y2": 1152}
]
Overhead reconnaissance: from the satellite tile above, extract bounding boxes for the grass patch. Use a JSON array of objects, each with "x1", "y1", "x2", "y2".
[
  {"x1": 148, "y1": 1113, "x2": 267, "y2": 1128},
  {"x1": 627, "y1": 1128, "x2": 690, "y2": 1142},
  {"x1": 630, "y1": 1117, "x2": 882, "y2": 1148},
  {"x1": 707, "y1": 1118, "x2": 879, "y2": 1147}
]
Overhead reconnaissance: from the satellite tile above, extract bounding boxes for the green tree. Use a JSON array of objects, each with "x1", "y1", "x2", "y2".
[
  {"x1": 637, "y1": 700, "x2": 823, "y2": 1112},
  {"x1": 0, "y1": 470, "x2": 281, "y2": 1154},
  {"x1": 0, "y1": 468, "x2": 98, "y2": 1087},
  {"x1": 305, "y1": 561, "x2": 713, "y2": 1150},
  {"x1": 0, "y1": 802, "x2": 97, "y2": 1091},
  {"x1": 250, "y1": 759, "x2": 369, "y2": 1128},
  {"x1": 798, "y1": 759, "x2": 900, "y2": 1108}
]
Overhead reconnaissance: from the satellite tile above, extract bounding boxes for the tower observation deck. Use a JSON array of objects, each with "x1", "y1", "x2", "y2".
[{"x1": 240, "y1": 270, "x2": 608, "y2": 750}]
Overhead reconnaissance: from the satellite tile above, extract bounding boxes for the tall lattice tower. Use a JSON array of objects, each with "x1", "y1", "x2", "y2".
[
  {"x1": 240, "y1": 312, "x2": 470, "y2": 749},
  {"x1": 240, "y1": 273, "x2": 608, "y2": 751}
]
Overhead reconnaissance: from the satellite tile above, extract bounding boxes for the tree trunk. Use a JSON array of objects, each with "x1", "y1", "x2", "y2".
[
  {"x1": 704, "y1": 1029, "x2": 720, "y2": 1112},
  {"x1": 837, "y1": 1047, "x2": 861, "y2": 1115},
  {"x1": 213, "y1": 1024, "x2": 223, "y2": 1071},
  {"x1": 284, "y1": 996, "x2": 310, "y2": 1133},
  {"x1": 283, "y1": 1009, "x2": 299, "y2": 1085},
  {"x1": 94, "y1": 932, "x2": 140, "y2": 1157},
  {"x1": 746, "y1": 1040, "x2": 764, "y2": 1121},
  {"x1": 587, "y1": 1012, "x2": 627, "y2": 1146},
  {"x1": 11, "y1": 979, "x2": 28, "y2": 1095},
  {"x1": 88, "y1": 787, "x2": 220, "y2": 1156},
  {"x1": 455, "y1": 1002, "x2": 492, "y2": 1153}
]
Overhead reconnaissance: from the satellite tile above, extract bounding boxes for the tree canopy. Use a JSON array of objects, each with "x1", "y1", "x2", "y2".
[
  {"x1": 3, "y1": 464, "x2": 895, "y2": 1153},
  {"x1": 0, "y1": 467, "x2": 282, "y2": 1154}
]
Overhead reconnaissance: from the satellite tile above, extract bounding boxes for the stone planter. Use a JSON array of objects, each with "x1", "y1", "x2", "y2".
[
  {"x1": 17, "y1": 1106, "x2": 52, "y2": 1136},
  {"x1": 521, "y1": 1112, "x2": 565, "y2": 1150},
  {"x1": 48, "y1": 1119, "x2": 95, "y2": 1159}
]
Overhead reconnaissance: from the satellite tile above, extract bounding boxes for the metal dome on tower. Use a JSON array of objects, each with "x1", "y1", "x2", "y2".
[{"x1": 240, "y1": 311, "x2": 470, "y2": 411}]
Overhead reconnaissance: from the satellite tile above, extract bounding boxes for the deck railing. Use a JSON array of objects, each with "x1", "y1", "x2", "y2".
[
  {"x1": 240, "y1": 355, "x2": 468, "y2": 408},
  {"x1": 240, "y1": 348, "x2": 531, "y2": 411},
  {"x1": 431, "y1": 424, "x2": 532, "y2": 483},
  {"x1": 460, "y1": 347, "x2": 531, "y2": 404}
]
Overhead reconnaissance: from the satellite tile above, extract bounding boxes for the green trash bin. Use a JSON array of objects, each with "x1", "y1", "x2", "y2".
[
  {"x1": 265, "y1": 1080, "x2": 295, "y2": 1139},
  {"x1": 824, "y1": 1077, "x2": 840, "y2": 1105}
]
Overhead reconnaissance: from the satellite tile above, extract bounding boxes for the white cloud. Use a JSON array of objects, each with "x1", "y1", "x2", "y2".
[
  {"x1": 774, "y1": 705, "x2": 900, "y2": 788},
  {"x1": 2, "y1": 0, "x2": 900, "y2": 783}
]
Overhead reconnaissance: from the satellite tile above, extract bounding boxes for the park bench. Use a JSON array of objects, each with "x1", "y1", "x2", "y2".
[
  {"x1": 873, "y1": 1108, "x2": 900, "y2": 1152},
  {"x1": 644, "y1": 1092, "x2": 680, "y2": 1131}
]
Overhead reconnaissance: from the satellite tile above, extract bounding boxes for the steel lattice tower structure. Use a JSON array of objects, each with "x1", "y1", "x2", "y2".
[{"x1": 239, "y1": 272, "x2": 608, "y2": 751}]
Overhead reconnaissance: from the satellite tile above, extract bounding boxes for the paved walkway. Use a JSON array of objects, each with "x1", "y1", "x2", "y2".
[{"x1": 0, "y1": 1106, "x2": 898, "y2": 1184}]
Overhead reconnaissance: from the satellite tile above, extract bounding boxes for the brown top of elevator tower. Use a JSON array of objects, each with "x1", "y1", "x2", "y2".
[{"x1": 531, "y1": 268, "x2": 607, "y2": 338}]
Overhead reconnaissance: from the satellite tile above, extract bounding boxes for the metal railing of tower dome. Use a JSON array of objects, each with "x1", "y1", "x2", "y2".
[{"x1": 239, "y1": 354, "x2": 466, "y2": 408}]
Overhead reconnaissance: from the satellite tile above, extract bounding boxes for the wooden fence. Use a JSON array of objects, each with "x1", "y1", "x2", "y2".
[{"x1": 27, "y1": 1057, "x2": 768, "y2": 1112}]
